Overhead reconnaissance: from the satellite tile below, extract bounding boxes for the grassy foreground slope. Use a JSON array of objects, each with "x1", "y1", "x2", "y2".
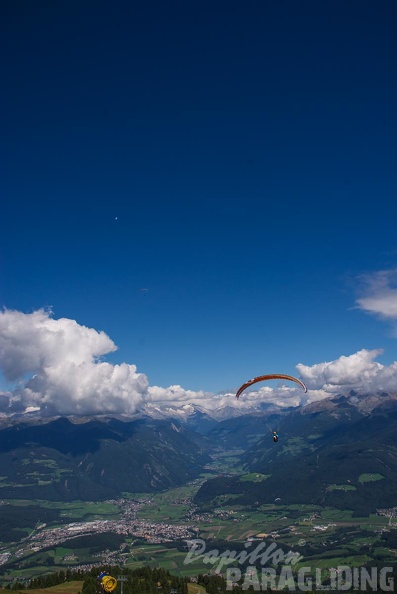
[{"x1": 0, "y1": 583, "x2": 83, "y2": 594}]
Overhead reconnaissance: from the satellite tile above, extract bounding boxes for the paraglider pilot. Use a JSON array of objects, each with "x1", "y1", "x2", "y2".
[{"x1": 273, "y1": 431, "x2": 279, "y2": 443}]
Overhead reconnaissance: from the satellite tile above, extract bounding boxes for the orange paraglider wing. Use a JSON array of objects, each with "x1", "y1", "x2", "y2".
[{"x1": 236, "y1": 374, "x2": 307, "y2": 399}]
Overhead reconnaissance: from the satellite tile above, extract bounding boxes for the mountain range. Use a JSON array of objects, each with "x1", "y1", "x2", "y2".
[
  {"x1": 195, "y1": 391, "x2": 397, "y2": 514},
  {"x1": 0, "y1": 416, "x2": 211, "y2": 500},
  {"x1": 1, "y1": 390, "x2": 397, "y2": 511}
]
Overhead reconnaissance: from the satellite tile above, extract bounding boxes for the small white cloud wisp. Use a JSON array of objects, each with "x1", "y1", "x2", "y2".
[
  {"x1": 355, "y1": 268, "x2": 397, "y2": 334},
  {"x1": 1, "y1": 308, "x2": 397, "y2": 417}
]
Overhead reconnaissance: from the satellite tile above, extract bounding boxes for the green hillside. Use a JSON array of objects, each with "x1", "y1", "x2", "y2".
[
  {"x1": 0, "y1": 418, "x2": 211, "y2": 501},
  {"x1": 194, "y1": 398, "x2": 397, "y2": 515}
]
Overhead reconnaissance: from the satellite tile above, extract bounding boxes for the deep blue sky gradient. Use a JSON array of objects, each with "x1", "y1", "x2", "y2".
[{"x1": 1, "y1": 0, "x2": 397, "y2": 391}]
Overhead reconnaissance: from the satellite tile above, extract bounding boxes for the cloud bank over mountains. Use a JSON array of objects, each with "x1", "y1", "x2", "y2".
[{"x1": 1, "y1": 308, "x2": 397, "y2": 417}]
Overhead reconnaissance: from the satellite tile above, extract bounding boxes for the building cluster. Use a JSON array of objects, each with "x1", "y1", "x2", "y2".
[
  {"x1": 377, "y1": 506, "x2": 397, "y2": 517},
  {"x1": 0, "y1": 500, "x2": 197, "y2": 566}
]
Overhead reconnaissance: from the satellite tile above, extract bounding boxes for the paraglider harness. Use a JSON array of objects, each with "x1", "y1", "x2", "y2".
[
  {"x1": 97, "y1": 572, "x2": 118, "y2": 594},
  {"x1": 272, "y1": 431, "x2": 279, "y2": 443}
]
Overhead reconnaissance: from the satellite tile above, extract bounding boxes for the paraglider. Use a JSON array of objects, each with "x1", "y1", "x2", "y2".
[
  {"x1": 235, "y1": 373, "x2": 307, "y2": 444},
  {"x1": 235, "y1": 373, "x2": 307, "y2": 399}
]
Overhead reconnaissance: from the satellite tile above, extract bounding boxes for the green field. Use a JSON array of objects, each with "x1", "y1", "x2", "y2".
[
  {"x1": 43, "y1": 500, "x2": 121, "y2": 519},
  {"x1": 358, "y1": 473, "x2": 385, "y2": 483},
  {"x1": 125, "y1": 545, "x2": 207, "y2": 576},
  {"x1": 326, "y1": 484, "x2": 357, "y2": 491},
  {"x1": 239, "y1": 473, "x2": 270, "y2": 483},
  {"x1": 0, "y1": 582, "x2": 83, "y2": 594},
  {"x1": 320, "y1": 509, "x2": 355, "y2": 521},
  {"x1": 136, "y1": 484, "x2": 202, "y2": 522}
]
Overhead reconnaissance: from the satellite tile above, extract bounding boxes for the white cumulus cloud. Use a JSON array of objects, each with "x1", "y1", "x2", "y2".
[
  {"x1": 0, "y1": 309, "x2": 146, "y2": 415},
  {"x1": 1, "y1": 309, "x2": 397, "y2": 417},
  {"x1": 297, "y1": 349, "x2": 397, "y2": 396}
]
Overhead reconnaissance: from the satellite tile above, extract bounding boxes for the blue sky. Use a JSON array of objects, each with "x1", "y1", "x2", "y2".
[{"x1": 1, "y1": 1, "x2": 397, "y2": 415}]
